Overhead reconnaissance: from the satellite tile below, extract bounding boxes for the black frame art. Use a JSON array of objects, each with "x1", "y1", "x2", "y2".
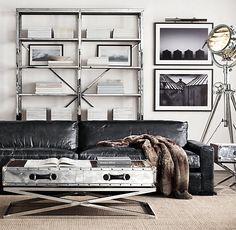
[
  {"x1": 29, "y1": 44, "x2": 64, "y2": 66},
  {"x1": 154, "y1": 22, "x2": 213, "y2": 65},
  {"x1": 154, "y1": 69, "x2": 213, "y2": 111}
]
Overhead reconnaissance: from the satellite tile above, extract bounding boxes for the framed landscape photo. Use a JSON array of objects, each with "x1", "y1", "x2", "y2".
[
  {"x1": 97, "y1": 44, "x2": 132, "y2": 66},
  {"x1": 154, "y1": 69, "x2": 213, "y2": 111},
  {"x1": 29, "y1": 44, "x2": 63, "y2": 66},
  {"x1": 154, "y1": 23, "x2": 213, "y2": 65}
]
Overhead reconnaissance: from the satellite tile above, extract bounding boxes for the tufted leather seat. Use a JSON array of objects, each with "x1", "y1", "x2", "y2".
[{"x1": 0, "y1": 120, "x2": 214, "y2": 195}]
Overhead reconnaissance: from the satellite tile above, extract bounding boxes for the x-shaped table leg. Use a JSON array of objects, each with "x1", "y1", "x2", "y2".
[{"x1": 3, "y1": 187, "x2": 156, "y2": 218}]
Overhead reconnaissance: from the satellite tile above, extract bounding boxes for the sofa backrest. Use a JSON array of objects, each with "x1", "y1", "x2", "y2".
[
  {"x1": 79, "y1": 120, "x2": 188, "y2": 150},
  {"x1": 0, "y1": 121, "x2": 78, "y2": 150}
]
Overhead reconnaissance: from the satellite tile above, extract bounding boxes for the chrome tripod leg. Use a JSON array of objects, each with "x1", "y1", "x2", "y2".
[
  {"x1": 226, "y1": 93, "x2": 234, "y2": 143},
  {"x1": 231, "y1": 93, "x2": 236, "y2": 111},
  {"x1": 201, "y1": 93, "x2": 222, "y2": 142}
]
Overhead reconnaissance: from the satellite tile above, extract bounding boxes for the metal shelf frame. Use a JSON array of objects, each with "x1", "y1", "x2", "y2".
[{"x1": 16, "y1": 8, "x2": 144, "y2": 121}]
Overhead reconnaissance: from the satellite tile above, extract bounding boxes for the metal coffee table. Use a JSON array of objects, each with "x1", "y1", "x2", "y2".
[{"x1": 2, "y1": 159, "x2": 156, "y2": 218}]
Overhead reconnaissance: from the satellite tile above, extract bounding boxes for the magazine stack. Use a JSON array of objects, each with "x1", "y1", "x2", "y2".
[
  {"x1": 51, "y1": 108, "x2": 72, "y2": 120},
  {"x1": 97, "y1": 80, "x2": 124, "y2": 94},
  {"x1": 112, "y1": 107, "x2": 136, "y2": 120},
  {"x1": 25, "y1": 107, "x2": 47, "y2": 120},
  {"x1": 35, "y1": 82, "x2": 63, "y2": 94},
  {"x1": 48, "y1": 56, "x2": 74, "y2": 66},
  {"x1": 87, "y1": 108, "x2": 107, "y2": 120}
]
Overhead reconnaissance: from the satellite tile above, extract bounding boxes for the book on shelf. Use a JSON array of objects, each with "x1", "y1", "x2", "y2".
[
  {"x1": 51, "y1": 108, "x2": 72, "y2": 120},
  {"x1": 24, "y1": 157, "x2": 92, "y2": 168},
  {"x1": 48, "y1": 56, "x2": 74, "y2": 66},
  {"x1": 97, "y1": 80, "x2": 124, "y2": 94},
  {"x1": 25, "y1": 107, "x2": 47, "y2": 121},
  {"x1": 35, "y1": 82, "x2": 63, "y2": 94},
  {"x1": 48, "y1": 61, "x2": 74, "y2": 66},
  {"x1": 112, "y1": 107, "x2": 136, "y2": 120},
  {"x1": 87, "y1": 108, "x2": 107, "y2": 120}
]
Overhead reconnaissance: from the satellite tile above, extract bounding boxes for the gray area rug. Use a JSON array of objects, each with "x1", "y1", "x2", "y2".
[{"x1": 0, "y1": 185, "x2": 235, "y2": 230}]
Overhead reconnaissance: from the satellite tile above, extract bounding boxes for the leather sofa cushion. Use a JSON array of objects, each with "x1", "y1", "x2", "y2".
[
  {"x1": 80, "y1": 147, "x2": 200, "y2": 168},
  {"x1": 0, "y1": 148, "x2": 78, "y2": 167},
  {"x1": 79, "y1": 120, "x2": 188, "y2": 151},
  {"x1": 80, "y1": 146, "x2": 145, "y2": 160},
  {"x1": 185, "y1": 150, "x2": 200, "y2": 169},
  {"x1": 0, "y1": 121, "x2": 78, "y2": 150}
]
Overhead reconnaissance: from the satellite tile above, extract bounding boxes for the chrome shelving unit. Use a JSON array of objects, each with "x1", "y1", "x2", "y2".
[{"x1": 16, "y1": 8, "x2": 144, "y2": 120}]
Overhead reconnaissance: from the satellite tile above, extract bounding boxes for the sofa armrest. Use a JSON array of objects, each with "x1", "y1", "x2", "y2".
[{"x1": 184, "y1": 140, "x2": 214, "y2": 195}]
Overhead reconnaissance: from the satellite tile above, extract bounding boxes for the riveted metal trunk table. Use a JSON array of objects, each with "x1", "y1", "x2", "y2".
[{"x1": 2, "y1": 159, "x2": 156, "y2": 218}]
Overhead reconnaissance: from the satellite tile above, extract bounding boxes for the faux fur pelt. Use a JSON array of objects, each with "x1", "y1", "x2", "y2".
[{"x1": 97, "y1": 134, "x2": 192, "y2": 199}]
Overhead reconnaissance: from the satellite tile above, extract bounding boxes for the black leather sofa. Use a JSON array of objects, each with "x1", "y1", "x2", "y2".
[{"x1": 0, "y1": 120, "x2": 214, "y2": 195}]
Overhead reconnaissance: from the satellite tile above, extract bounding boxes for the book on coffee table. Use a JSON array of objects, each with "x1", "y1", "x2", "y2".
[
  {"x1": 96, "y1": 156, "x2": 131, "y2": 167},
  {"x1": 24, "y1": 157, "x2": 91, "y2": 168}
]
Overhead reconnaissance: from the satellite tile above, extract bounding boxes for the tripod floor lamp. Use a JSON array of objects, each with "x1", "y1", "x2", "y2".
[{"x1": 201, "y1": 24, "x2": 236, "y2": 143}]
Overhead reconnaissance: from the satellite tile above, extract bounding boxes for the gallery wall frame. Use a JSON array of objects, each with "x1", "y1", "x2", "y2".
[
  {"x1": 154, "y1": 22, "x2": 213, "y2": 65},
  {"x1": 97, "y1": 44, "x2": 132, "y2": 66},
  {"x1": 29, "y1": 44, "x2": 64, "y2": 66},
  {"x1": 154, "y1": 69, "x2": 213, "y2": 111}
]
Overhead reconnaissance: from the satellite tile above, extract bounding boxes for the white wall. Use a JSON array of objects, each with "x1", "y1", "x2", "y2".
[{"x1": 0, "y1": 0, "x2": 236, "y2": 143}]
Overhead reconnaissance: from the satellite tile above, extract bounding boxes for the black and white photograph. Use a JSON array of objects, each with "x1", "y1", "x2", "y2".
[
  {"x1": 154, "y1": 69, "x2": 213, "y2": 111},
  {"x1": 97, "y1": 45, "x2": 132, "y2": 66},
  {"x1": 29, "y1": 44, "x2": 63, "y2": 66},
  {"x1": 154, "y1": 23, "x2": 213, "y2": 65}
]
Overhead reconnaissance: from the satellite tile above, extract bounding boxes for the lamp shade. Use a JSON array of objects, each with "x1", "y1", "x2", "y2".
[{"x1": 207, "y1": 24, "x2": 236, "y2": 59}]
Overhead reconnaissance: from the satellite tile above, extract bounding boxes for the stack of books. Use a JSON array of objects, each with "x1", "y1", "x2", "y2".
[
  {"x1": 35, "y1": 82, "x2": 63, "y2": 94},
  {"x1": 96, "y1": 156, "x2": 131, "y2": 167},
  {"x1": 86, "y1": 29, "x2": 111, "y2": 38},
  {"x1": 87, "y1": 108, "x2": 107, "y2": 120},
  {"x1": 97, "y1": 80, "x2": 124, "y2": 94},
  {"x1": 51, "y1": 108, "x2": 72, "y2": 120},
  {"x1": 112, "y1": 107, "x2": 136, "y2": 120},
  {"x1": 112, "y1": 28, "x2": 136, "y2": 38},
  {"x1": 87, "y1": 57, "x2": 109, "y2": 66},
  {"x1": 25, "y1": 107, "x2": 47, "y2": 120},
  {"x1": 27, "y1": 27, "x2": 52, "y2": 38},
  {"x1": 48, "y1": 56, "x2": 74, "y2": 66},
  {"x1": 53, "y1": 28, "x2": 74, "y2": 38}
]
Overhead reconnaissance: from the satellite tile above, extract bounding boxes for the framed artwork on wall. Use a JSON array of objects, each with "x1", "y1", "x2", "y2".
[
  {"x1": 154, "y1": 69, "x2": 213, "y2": 111},
  {"x1": 29, "y1": 44, "x2": 64, "y2": 66},
  {"x1": 97, "y1": 44, "x2": 132, "y2": 66},
  {"x1": 154, "y1": 23, "x2": 213, "y2": 65}
]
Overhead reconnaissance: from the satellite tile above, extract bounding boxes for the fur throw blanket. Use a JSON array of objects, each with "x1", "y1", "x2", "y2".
[{"x1": 97, "y1": 134, "x2": 192, "y2": 199}]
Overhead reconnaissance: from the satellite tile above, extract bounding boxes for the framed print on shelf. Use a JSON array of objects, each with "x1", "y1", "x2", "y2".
[
  {"x1": 29, "y1": 44, "x2": 63, "y2": 66},
  {"x1": 97, "y1": 44, "x2": 132, "y2": 66},
  {"x1": 154, "y1": 69, "x2": 213, "y2": 111},
  {"x1": 154, "y1": 23, "x2": 213, "y2": 65}
]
